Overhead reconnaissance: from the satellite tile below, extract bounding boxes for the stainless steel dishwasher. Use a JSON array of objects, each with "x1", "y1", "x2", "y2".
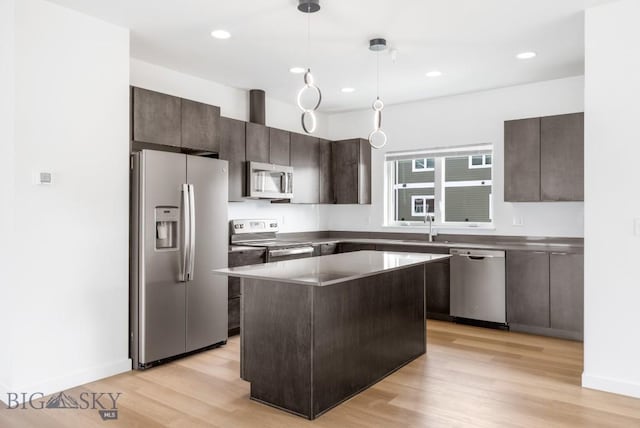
[{"x1": 450, "y1": 248, "x2": 506, "y2": 324}]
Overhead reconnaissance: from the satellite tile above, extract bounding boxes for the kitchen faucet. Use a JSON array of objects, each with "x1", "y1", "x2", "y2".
[{"x1": 424, "y1": 213, "x2": 437, "y2": 242}]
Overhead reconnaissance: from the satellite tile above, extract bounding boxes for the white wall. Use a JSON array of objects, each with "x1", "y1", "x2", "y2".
[
  {"x1": 326, "y1": 77, "x2": 586, "y2": 237},
  {"x1": 583, "y1": 0, "x2": 640, "y2": 399},
  {"x1": 0, "y1": 0, "x2": 16, "y2": 398},
  {"x1": 1, "y1": 0, "x2": 131, "y2": 402},
  {"x1": 130, "y1": 59, "x2": 329, "y2": 232}
]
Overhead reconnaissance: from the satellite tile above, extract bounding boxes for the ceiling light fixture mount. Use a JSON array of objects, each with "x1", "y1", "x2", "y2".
[
  {"x1": 516, "y1": 51, "x2": 537, "y2": 60},
  {"x1": 296, "y1": 0, "x2": 322, "y2": 134},
  {"x1": 210, "y1": 29, "x2": 231, "y2": 40},
  {"x1": 368, "y1": 38, "x2": 388, "y2": 149}
]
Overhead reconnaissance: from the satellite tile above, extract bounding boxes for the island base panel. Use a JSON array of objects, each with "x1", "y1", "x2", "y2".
[{"x1": 242, "y1": 264, "x2": 426, "y2": 419}]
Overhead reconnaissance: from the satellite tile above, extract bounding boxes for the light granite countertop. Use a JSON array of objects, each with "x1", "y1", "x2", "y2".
[{"x1": 214, "y1": 250, "x2": 450, "y2": 286}]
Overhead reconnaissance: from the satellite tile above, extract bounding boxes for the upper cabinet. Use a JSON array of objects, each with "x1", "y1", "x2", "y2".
[
  {"x1": 319, "y1": 139, "x2": 334, "y2": 204},
  {"x1": 131, "y1": 86, "x2": 221, "y2": 152},
  {"x1": 132, "y1": 87, "x2": 182, "y2": 147},
  {"x1": 504, "y1": 112, "x2": 584, "y2": 202},
  {"x1": 181, "y1": 98, "x2": 221, "y2": 152},
  {"x1": 219, "y1": 117, "x2": 246, "y2": 202},
  {"x1": 333, "y1": 139, "x2": 371, "y2": 204},
  {"x1": 245, "y1": 122, "x2": 270, "y2": 163},
  {"x1": 290, "y1": 133, "x2": 320, "y2": 204},
  {"x1": 540, "y1": 113, "x2": 584, "y2": 201},
  {"x1": 269, "y1": 128, "x2": 290, "y2": 165},
  {"x1": 504, "y1": 118, "x2": 541, "y2": 202}
]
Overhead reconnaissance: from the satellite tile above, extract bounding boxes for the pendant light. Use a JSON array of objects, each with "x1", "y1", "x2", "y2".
[
  {"x1": 368, "y1": 38, "x2": 388, "y2": 149},
  {"x1": 297, "y1": 0, "x2": 322, "y2": 134}
]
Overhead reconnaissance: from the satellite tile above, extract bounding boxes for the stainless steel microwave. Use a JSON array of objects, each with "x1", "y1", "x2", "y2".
[{"x1": 246, "y1": 161, "x2": 294, "y2": 199}]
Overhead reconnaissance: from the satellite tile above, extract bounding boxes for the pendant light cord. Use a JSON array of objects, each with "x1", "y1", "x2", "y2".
[
  {"x1": 376, "y1": 50, "x2": 380, "y2": 99},
  {"x1": 307, "y1": 5, "x2": 311, "y2": 69}
]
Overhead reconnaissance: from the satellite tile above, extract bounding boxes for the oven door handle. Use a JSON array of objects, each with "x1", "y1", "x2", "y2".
[{"x1": 269, "y1": 247, "x2": 314, "y2": 257}]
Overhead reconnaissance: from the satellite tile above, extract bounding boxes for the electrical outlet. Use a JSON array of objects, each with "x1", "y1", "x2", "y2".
[
  {"x1": 634, "y1": 218, "x2": 640, "y2": 236},
  {"x1": 512, "y1": 216, "x2": 524, "y2": 227}
]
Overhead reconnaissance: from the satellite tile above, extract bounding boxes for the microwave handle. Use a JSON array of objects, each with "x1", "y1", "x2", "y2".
[{"x1": 282, "y1": 172, "x2": 289, "y2": 194}]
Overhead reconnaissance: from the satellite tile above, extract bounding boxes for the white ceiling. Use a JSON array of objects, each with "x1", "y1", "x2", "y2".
[{"x1": 49, "y1": 0, "x2": 613, "y2": 112}]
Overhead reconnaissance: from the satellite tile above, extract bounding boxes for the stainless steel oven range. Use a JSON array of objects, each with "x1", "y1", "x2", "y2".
[{"x1": 230, "y1": 219, "x2": 314, "y2": 262}]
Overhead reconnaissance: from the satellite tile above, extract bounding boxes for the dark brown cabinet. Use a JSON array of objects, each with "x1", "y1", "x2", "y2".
[
  {"x1": 504, "y1": 118, "x2": 541, "y2": 202},
  {"x1": 550, "y1": 252, "x2": 584, "y2": 334},
  {"x1": 319, "y1": 243, "x2": 338, "y2": 255},
  {"x1": 227, "y1": 248, "x2": 266, "y2": 336},
  {"x1": 506, "y1": 251, "x2": 550, "y2": 328},
  {"x1": 507, "y1": 249, "x2": 584, "y2": 340},
  {"x1": 290, "y1": 133, "x2": 320, "y2": 204},
  {"x1": 374, "y1": 244, "x2": 451, "y2": 319},
  {"x1": 504, "y1": 113, "x2": 584, "y2": 202},
  {"x1": 180, "y1": 98, "x2": 221, "y2": 152},
  {"x1": 319, "y1": 139, "x2": 334, "y2": 204},
  {"x1": 219, "y1": 117, "x2": 247, "y2": 201},
  {"x1": 541, "y1": 113, "x2": 584, "y2": 201},
  {"x1": 132, "y1": 87, "x2": 181, "y2": 147},
  {"x1": 425, "y1": 259, "x2": 451, "y2": 319},
  {"x1": 333, "y1": 139, "x2": 371, "y2": 204},
  {"x1": 246, "y1": 122, "x2": 270, "y2": 163},
  {"x1": 269, "y1": 128, "x2": 290, "y2": 165},
  {"x1": 337, "y1": 242, "x2": 376, "y2": 253}
]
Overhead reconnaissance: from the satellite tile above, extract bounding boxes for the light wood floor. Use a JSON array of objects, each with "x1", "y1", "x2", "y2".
[{"x1": 2, "y1": 321, "x2": 640, "y2": 427}]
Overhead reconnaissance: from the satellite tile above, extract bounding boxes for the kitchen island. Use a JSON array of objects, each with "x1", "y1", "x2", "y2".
[{"x1": 214, "y1": 250, "x2": 450, "y2": 419}]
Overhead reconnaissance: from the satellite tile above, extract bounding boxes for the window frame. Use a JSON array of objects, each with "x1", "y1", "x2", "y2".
[
  {"x1": 411, "y1": 158, "x2": 435, "y2": 172},
  {"x1": 385, "y1": 147, "x2": 494, "y2": 229},
  {"x1": 410, "y1": 195, "x2": 435, "y2": 217},
  {"x1": 468, "y1": 154, "x2": 492, "y2": 169}
]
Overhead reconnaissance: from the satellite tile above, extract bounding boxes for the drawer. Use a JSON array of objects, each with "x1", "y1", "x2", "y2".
[
  {"x1": 228, "y1": 277, "x2": 241, "y2": 299},
  {"x1": 320, "y1": 243, "x2": 338, "y2": 255},
  {"x1": 337, "y1": 243, "x2": 376, "y2": 253},
  {"x1": 228, "y1": 249, "x2": 266, "y2": 267}
]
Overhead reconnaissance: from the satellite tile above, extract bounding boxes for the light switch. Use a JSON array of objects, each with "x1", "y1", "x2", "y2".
[
  {"x1": 34, "y1": 171, "x2": 53, "y2": 185},
  {"x1": 634, "y1": 218, "x2": 640, "y2": 236}
]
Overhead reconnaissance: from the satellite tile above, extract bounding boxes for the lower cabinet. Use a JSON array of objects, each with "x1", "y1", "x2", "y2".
[
  {"x1": 550, "y1": 253, "x2": 584, "y2": 333},
  {"x1": 506, "y1": 251, "x2": 550, "y2": 328},
  {"x1": 374, "y1": 244, "x2": 451, "y2": 320},
  {"x1": 507, "y1": 250, "x2": 583, "y2": 340},
  {"x1": 228, "y1": 248, "x2": 266, "y2": 336}
]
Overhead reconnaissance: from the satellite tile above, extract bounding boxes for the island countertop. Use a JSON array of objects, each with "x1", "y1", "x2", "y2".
[{"x1": 214, "y1": 250, "x2": 450, "y2": 286}]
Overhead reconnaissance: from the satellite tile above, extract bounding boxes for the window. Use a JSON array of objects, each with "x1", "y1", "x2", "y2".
[
  {"x1": 412, "y1": 158, "x2": 435, "y2": 172},
  {"x1": 386, "y1": 145, "x2": 493, "y2": 226},
  {"x1": 411, "y1": 195, "x2": 435, "y2": 216},
  {"x1": 468, "y1": 154, "x2": 492, "y2": 169}
]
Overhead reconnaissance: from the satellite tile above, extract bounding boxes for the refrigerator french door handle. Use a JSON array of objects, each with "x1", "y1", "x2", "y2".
[
  {"x1": 187, "y1": 184, "x2": 196, "y2": 281},
  {"x1": 179, "y1": 184, "x2": 190, "y2": 282}
]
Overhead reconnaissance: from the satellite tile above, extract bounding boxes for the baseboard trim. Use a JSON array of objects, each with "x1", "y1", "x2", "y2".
[
  {"x1": 582, "y1": 372, "x2": 640, "y2": 399},
  {"x1": 0, "y1": 358, "x2": 132, "y2": 405}
]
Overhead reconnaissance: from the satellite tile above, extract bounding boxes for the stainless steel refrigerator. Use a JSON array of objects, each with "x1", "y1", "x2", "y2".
[{"x1": 130, "y1": 150, "x2": 228, "y2": 369}]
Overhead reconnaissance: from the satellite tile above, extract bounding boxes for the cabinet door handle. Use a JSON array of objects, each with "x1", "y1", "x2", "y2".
[{"x1": 551, "y1": 252, "x2": 568, "y2": 256}]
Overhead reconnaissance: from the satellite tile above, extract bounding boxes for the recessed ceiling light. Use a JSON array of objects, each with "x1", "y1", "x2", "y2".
[
  {"x1": 341, "y1": 87, "x2": 355, "y2": 93},
  {"x1": 289, "y1": 67, "x2": 306, "y2": 74},
  {"x1": 425, "y1": 70, "x2": 443, "y2": 78},
  {"x1": 516, "y1": 51, "x2": 537, "y2": 60},
  {"x1": 210, "y1": 30, "x2": 231, "y2": 40}
]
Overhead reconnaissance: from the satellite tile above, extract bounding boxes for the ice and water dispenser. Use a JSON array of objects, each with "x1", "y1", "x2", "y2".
[{"x1": 155, "y1": 206, "x2": 179, "y2": 251}]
